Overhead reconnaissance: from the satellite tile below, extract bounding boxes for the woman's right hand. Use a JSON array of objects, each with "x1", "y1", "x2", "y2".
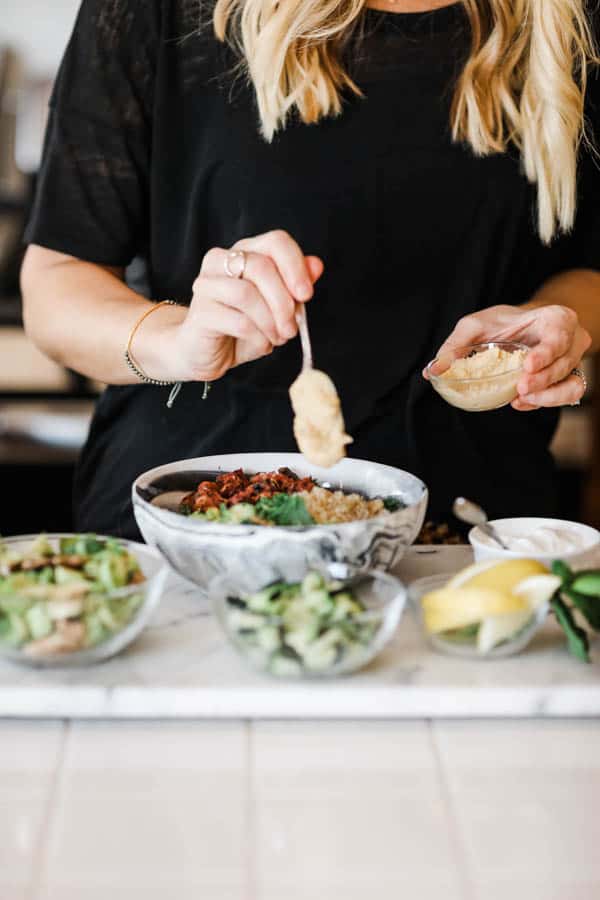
[{"x1": 153, "y1": 231, "x2": 323, "y2": 383}]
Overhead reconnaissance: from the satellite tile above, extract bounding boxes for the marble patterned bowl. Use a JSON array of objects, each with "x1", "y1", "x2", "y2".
[{"x1": 132, "y1": 453, "x2": 428, "y2": 595}]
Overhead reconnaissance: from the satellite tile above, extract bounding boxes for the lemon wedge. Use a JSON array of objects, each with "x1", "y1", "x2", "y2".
[
  {"x1": 512, "y1": 574, "x2": 562, "y2": 610},
  {"x1": 475, "y1": 574, "x2": 560, "y2": 653},
  {"x1": 477, "y1": 609, "x2": 535, "y2": 654},
  {"x1": 421, "y1": 560, "x2": 559, "y2": 652},
  {"x1": 421, "y1": 587, "x2": 528, "y2": 634},
  {"x1": 447, "y1": 558, "x2": 548, "y2": 593}
]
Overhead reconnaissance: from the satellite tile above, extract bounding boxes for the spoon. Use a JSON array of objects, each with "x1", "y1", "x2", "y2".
[
  {"x1": 452, "y1": 497, "x2": 509, "y2": 550},
  {"x1": 295, "y1": 303, "x2": 313, "y2": 370}
]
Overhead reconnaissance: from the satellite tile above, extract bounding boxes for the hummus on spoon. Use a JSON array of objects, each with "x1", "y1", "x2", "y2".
[{"x1": 289, "y1": 368, "x2": 352, "y2": 468}]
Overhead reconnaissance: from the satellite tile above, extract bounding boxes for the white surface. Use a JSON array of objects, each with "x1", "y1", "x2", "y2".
[
  {"x1": 2, "y1": 719, "x2": 599, "y2": 900},
  {"x1": 1, "y1": 546, "x2": 600, "y2": 719}
]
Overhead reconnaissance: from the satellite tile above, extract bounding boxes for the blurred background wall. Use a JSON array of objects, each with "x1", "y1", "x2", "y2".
[
  {"x1": 0, "y1": 0, "x2": 598, "y2": 536},
  {"x1": 2, "y1": 1, "x2": 79, "y2": 76}
]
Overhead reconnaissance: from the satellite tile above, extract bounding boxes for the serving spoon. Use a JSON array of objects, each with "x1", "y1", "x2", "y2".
[
  {"x1": 296, "y1": 303, "x2": 313, "y2": 370},
  {"x1": 452, "y1": 496, "x2": 509, "y2": 550}
]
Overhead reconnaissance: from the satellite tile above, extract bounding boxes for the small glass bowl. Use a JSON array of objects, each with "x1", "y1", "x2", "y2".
[
  {"x1": 0, "y1": 534, "x2": 168, "y2": 668},
  {"x1": 408, "y1": 573, "x2": 549, "y2": 660},
  {"x1": 425, "y1": 341, "x2": 528, "y2": 412},
  {"x1": 211, "y1": 563, "x2": 406, "y2": 679}
]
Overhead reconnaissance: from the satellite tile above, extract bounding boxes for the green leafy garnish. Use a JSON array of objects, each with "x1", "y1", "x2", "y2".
[
  {"x1": 254, "y1": 494, "x2": 315, "y2": 526},
  {"x1": 550, "y1": 595, "x2": 590, "y2": 663},
  {"x1": 551, "y1": 559, "x2": 573, "y2": 586},
  {"x1": 570, "y1": 571, "x2": 600, "y2": 598},
  {"x1": 564, "y1": 588, "x2": 600, "y2": 632}
]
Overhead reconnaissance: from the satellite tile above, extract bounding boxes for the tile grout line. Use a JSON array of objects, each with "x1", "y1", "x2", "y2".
[
  {"x1": 27, "y1": 719, "x2": 70, "y2": 900},
  {"x1": 427, "y1": 721, "x2": 477, "y2": 900},
  {"x1": 245, "y1": 720, "x2": 258, "y2": 900}
]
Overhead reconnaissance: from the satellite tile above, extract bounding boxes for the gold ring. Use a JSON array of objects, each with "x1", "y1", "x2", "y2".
[
  {"x1": 224, "y1": 249, "x2": 247, "y2": 279},
  {"x1": 570, "y1": 366, "x2": 587, "y2": 406}
]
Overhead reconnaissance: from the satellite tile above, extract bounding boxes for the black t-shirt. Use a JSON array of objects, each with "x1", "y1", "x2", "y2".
[{"x1": 26, "y1": 0, "x2": 600, "y2": 538}]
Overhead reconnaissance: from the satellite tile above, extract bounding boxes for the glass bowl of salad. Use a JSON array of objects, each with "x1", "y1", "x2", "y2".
[
  {"x1": 0, "y1": 533, "x2": 168, "y2": 667},
  {"x1": 211, "y1": 564, "x2": 406, "y2": 678}
]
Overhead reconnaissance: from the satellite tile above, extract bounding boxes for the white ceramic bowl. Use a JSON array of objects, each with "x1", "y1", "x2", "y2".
[
  {"x1": 0, "y1": 534, "x2": 168, "y2": 668},
  {"x1": 469, "y1": 517, "x2": 600, "y2": 567},
  {"x1": 132, "y1": 453, "x2": 428, "y2": 595}
]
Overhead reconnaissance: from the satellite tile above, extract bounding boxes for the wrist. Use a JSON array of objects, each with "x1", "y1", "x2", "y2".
[{"x1": 130, "y1": 302, "x2": 189, "y2": 382}]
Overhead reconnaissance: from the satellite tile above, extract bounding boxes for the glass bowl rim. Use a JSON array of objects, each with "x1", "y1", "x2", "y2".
[
  {"x1": 425, "y1": 341, "x2": 529, "y2": 385},
  {"x1": 211, "y1": 566, "x2": 408, "y2": 627}
]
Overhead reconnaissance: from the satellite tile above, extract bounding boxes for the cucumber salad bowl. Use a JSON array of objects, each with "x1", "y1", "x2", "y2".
[
  {"x1": 0, "y1": 534, "x2": 168, "y2": 668},
  {"x1": 210, "y1": 564, "x2": 406, "y2": 679}
]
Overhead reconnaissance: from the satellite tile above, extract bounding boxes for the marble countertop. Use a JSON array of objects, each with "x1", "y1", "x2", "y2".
[{"x1": 1, "y1": 546, "x2": 599, "y2": 719}]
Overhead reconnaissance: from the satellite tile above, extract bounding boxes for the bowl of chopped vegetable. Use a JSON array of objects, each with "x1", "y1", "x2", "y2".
[
  {"x1": 132, "y1": 452, "x2": 427, "y2": 594},
  {"x1": 211, "y1": 565, "x2": 406, "y2": 678},
  {"x1": 0, "y1": 533, "x2": 168, "y2": 667}
]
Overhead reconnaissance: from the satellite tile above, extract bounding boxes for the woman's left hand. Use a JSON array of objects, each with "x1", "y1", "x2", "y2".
[{"x1": 431, "y1": 304, "x2": 591, "y2": 410}]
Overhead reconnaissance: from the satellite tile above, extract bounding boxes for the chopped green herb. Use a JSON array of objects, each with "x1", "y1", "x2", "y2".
[{"x1": 254, "y1": 493, "x2": 315, "y2": 526}]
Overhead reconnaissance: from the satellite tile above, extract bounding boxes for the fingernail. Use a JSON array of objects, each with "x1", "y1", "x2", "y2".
[
  {"x1": 296, "y1": 281, "x2": 313, "y2": 301},
  {"x1": 523, "y1": 394, "x2": 538, "y2": 404}
]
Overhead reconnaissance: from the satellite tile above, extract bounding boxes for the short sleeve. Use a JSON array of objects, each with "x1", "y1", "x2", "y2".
[{"x1": 24, "y1": 0, "x2": 159, "y2": 266}]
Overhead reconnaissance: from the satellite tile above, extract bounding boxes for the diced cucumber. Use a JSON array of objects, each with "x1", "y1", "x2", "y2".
[
  {"x1": 232, "y1": 571, "x2": 377, "y2": 676},
  {"x1": 303, "y1": 589, "x2": 334, "y2": 616},
  {"x1": 30, "y1": 535, "x2": 54, "y2": 558},
  {"x1": 269, "y1": 648, "x2": 302, "y2": 677},
  {"x1": 24, "y1": 603, "x2": 53, "y2": 640},
  {"x1": 301, "y1": 571, "x2": 324, "y2": 594},
  {"x1": 285, "y1": 620, "x2": 321, "y2": 655},
  {"x1": 0, "y1": 594, "x2": 34, "y2": 615},
  {"x1": 227, "y1": 609, "x2": 267, "y2": 632},
  {"x1": 99, "y1": 554, "x2": 130, "y2": 590},
  {"x1": 38, "y1": 567, "x2": 55, "y2": 585},
  {"x1": 246, "y1": 584, "x2": 283, "y2": 613},
  {"x1": 84, "y1": 613, "x2": 108, "y2": 648},
  {"x1": 54, "y1": 566, "x2": 88, "y2": 586},
  {"x1": 60, "y1": 535, "x2": 104, "y2": 555},
  {"x1": 303, "y1": 629, "x2": 344, "y2": 672},
  {"x1": 256, "y1": 625, "x2": 281, "y2": 653},
  {"x1": 97, "y1": 602, "x2": 119, "y2": 632},
  {"x1": 4, "y1": 613, "x2": 30, "y2": 647},
  {"x1": 330, "y1": 594, "x2": 364, "y2": 620}
]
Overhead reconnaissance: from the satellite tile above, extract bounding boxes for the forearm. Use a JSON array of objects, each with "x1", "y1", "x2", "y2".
[
  {"x1": 524, "y1": 268, "x2": 600, "y2": 354},
  {"x1": 21, "y1": 246, "x2": 186, "y2": 384}
]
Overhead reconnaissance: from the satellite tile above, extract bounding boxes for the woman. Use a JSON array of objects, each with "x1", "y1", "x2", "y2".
[{"x1": 21, "y1": 0, "x2": 600, "y2": 538}]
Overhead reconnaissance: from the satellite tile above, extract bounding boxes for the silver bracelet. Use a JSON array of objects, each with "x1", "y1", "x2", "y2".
[{"x1": 124, "y1": 299, "x2": 210, "y2": 408}]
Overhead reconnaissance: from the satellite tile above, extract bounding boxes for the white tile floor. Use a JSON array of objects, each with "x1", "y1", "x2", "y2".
[{"x1": 1, "y1": 720, "x2": 599, "y2": 900}]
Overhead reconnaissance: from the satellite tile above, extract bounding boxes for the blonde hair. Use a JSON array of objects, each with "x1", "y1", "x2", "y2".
[{"x1": 214, "y1": 0, "x2": 596, "y2": 243}]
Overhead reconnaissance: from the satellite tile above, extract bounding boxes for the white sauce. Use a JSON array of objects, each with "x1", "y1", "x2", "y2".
[{"x1": 477, "y1": 524, "x2": 589, "y2": 554}]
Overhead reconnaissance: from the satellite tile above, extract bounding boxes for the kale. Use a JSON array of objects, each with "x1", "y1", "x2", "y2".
[{"x1": 254, "y1": 493, "x2": 315, "y2": 526}]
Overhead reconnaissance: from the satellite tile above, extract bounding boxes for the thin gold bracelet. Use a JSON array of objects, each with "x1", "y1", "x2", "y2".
[
  {"x1": 124, "y1": 300, "x2": 210, "y2": 408},
  {"x1": 125, "y1": 300, "x2": 178, "y2": 385}
]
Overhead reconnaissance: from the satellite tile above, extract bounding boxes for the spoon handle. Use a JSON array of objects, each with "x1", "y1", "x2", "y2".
[
  {"x1": 295, "y1": 304, "x2": 313, "y2": 370},
  {"x1": 479, "y1": 522, "x2": 509, "y2": 550}
]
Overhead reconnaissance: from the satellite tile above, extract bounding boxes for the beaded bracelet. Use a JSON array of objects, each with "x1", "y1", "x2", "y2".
[{"x1": 125, "y1": 300, "x2": 210, "y2": 408}]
